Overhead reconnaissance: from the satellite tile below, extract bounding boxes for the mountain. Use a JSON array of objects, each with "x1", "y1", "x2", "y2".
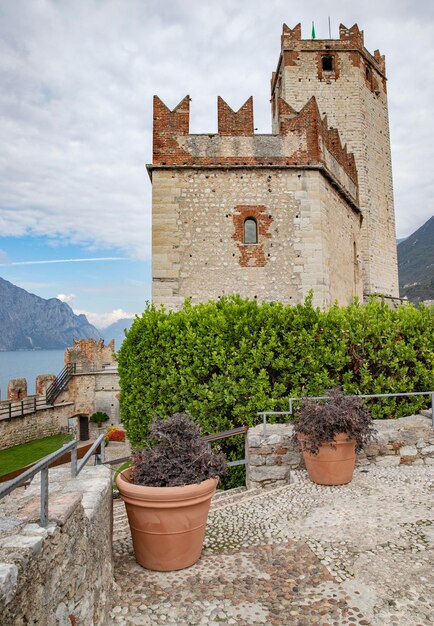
[
  {"x1": 398, "y1": 216, "x2": 434, "y2": 303},
  {"x1": 99, "y1": 318, "x2": 134, "y2": 349},
  {"x1": 0, "y1": 277, "x2": 102, "y2": 351}
]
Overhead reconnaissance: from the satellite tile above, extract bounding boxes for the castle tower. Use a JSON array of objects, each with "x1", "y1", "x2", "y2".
[
  {"x1": 148, "y1": 94, "x2": 363, "y2": 310},
  {"x1": 271, "y1": 23, "x2": 399, "y2": 298}
]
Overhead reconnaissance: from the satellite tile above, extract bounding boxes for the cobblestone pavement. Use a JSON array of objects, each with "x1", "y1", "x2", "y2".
[{"x1": 110, "y1": 466, "x2": 434, "y2": 625}]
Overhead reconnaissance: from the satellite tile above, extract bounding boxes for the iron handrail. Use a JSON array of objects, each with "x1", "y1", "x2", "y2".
[
  {"x1": 106, "y1": 427, "x2": 250, "y2": 471},
  {"x1": 0, "y1": 395, "x2": 49, "y2": 420},
  {"x1": 46, "y1": 363, "x2": 76, "y2": 405},
  {"x1": 258, "y1": 390, "x2": 434, "y2": 434},
  {"x1": 0, "y1": 434, "x2": 106, "y2": 527}
]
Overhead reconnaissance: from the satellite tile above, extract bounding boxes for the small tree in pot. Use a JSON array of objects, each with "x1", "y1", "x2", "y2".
[
  {"x1": 116, "y1": 413, "x2": 226, "y2": 571},
  {"x1": 292, "y1": 388, "x2": 376, "y2": 485},
  {"x1": 89, "y1": 411, "x2": 110, "y2": 428}
]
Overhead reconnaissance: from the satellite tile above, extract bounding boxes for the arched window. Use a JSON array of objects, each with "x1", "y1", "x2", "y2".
[{"x1": 244, "y1": 218, "x2": 258, "y2": 244}]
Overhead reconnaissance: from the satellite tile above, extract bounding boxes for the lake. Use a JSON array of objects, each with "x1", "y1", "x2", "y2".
[{"x1": 0, "y1": 350, "x2": 65, "y2": 400}]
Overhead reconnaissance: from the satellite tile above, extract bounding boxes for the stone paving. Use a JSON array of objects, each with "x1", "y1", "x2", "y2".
[{"x1": 110, "y1": 466, "x2": 434, "y2": 625}]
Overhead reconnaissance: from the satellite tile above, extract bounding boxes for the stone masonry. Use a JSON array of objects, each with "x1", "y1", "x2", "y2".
[
  {"x1": 246, "y1": 413, "x2": 434, "y2": 489},
  {"x1": 0, "y1": 466, "x2": 113, "y2": 625},
  {"x1": 272, "y1": 23, "x2": 399, "y2": 297},
  {"x1": 149, "y1": 22, "x2": 398, "y2": 312}
]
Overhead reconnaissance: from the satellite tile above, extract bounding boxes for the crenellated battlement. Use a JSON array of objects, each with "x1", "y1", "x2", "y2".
[
  {"x1": 276, "y1": 22, "x2": 386, "y2": 91},
  {"x1": 217, "y1": 96, "x2": 254, "y2": 136},
  {"x1": 150, "y1": 93, "x2": 358, "y2": 202}
]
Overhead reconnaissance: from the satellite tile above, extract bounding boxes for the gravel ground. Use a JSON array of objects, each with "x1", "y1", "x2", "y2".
[{"x1": 110, "y1": 466, "x2": 434, "y2": 625}]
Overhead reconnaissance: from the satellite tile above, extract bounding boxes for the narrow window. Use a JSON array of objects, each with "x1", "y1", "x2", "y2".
[
  {"x1": 353, "y1": 241, "x2": 359, "y2": 292},
  {"x1": 365, "y1": 65, "x2": 371, "y2": 82},
  {"x1": 244, "y1": 218, "x2": 258, "y2": 244},
  {"x1": 322, "y1": 56, "x2": 334, "y2": 72}
]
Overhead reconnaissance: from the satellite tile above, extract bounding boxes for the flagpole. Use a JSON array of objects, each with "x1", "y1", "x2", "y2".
[{"x1": 328, "y1": 16, "x2": 331, "y2": 39}]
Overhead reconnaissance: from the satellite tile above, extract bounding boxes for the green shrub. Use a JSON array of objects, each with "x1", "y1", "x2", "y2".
[{"x1": 117, "y1": 296, "x2": 434, "y2": 485}]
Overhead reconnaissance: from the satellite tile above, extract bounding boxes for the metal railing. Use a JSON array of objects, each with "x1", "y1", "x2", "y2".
[
  {"x1": 258, "y1": 390, "x2": 434, "y2": 434},
  {"x1": 106, "y1": 426, "x2": 250, "y2": 471},
  {"x1": 203, "y1": 425, "x2": 249, "y2": 467},
  {"x1": 0, "y1": 434, "x2": 106, "y2": 527},
  {"x1": 45, "y1": 363, "x2": 76, "y2": 405},
  {"x1": 0, "y1": 395, "x2": 49, "y2": 420}
]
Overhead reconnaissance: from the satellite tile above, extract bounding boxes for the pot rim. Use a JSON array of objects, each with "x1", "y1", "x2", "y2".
[
  {"x1": 116, "y1": 468, "x2": 219, "y2": 502},
  {"x1": 297, "y1": 432, "x2": 355, "y2": 443}
]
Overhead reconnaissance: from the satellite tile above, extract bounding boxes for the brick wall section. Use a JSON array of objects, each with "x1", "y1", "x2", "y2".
[
  {"x1": 232, "y1": 205, "x2": 272, "y2": 267},
  {"x1": 151, "y1": 93, "x2": 358, "y2": 192},
  {"x1": 246, "y1": 415, "x2": 434, "y2": 489},
  {"x1": 217, "y1": 97, "x2": 254, "y2": 136},
  {"x1": 272, "y1": 22, "x2": 398, "y2": 297},
  {"x1": 153, "y1": 95, "x2": 191, "y2": 165}
]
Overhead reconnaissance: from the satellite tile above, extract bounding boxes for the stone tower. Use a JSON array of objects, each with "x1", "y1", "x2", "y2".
[
  {"x1": 148, "y1": 23, "x2": 398, "y2": 310},
  {"x1": 271, "y1": 23, "x2": 399, "y2": 297}
]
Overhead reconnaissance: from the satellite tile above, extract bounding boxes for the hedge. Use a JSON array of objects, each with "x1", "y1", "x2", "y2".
[{"x1": 117, "y1": 296, "x2": 434, "y2": 457}]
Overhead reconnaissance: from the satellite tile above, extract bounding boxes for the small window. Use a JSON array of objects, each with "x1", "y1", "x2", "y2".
[
  {"x1": 244, "y1": 218, "x2": 258, "y2": 244},
  {"x1": 365, "y1": 65, "x2": 371, "y2": 81},
  {"x1": 322, "y1": 56, "x2": 334, "y2": 72}
]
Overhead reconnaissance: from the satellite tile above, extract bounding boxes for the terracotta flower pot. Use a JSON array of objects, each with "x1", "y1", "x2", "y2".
[
  {"x1": 116, "y1": 469, "x2": 218, "y2": 571},
  {"x1": 299, "y1": 433, "x2": 356, "y2": 485}
]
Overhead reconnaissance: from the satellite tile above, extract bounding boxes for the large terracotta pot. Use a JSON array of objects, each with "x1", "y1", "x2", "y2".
[
  {"x1": 299, "y1": 433, "x2": 356, "y2": 485},
  {"x1": 116, "y1": 469, "x2": 218, "y2": 571}
]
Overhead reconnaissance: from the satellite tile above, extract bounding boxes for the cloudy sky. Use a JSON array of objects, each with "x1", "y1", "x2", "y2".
[{"x1": 0, "y1": 0, "x2": 433, "y2": 327}]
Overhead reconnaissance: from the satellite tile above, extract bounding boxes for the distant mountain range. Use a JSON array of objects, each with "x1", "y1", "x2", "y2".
[
  {"x1": 0, "y1": 277, "x2": 101, "y2": 351},
  {"x1": 398, "y1": 215, "x2": 434, "y2": 303},
  {"x1": 1, "y1": 215, "x2": 431, "y2": 352},
  {"x1": 99, "y1": 318, "x2": 134, "y2": 349}
]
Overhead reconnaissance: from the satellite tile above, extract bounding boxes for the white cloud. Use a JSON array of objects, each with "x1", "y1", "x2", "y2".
[
  {"x1": 0, "y1": 0, "x2": 432, "y2": 257},
  {"x1": 74, "y1": 307, "x2": 134, "y2": 329},
  {"x1": 57, "y1": 293, "x2": 76, "y2": 304}
]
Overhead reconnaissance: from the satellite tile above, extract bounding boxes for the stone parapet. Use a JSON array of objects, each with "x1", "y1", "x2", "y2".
[
  {"x1": 0, "y1": 401, "x2": 74, "y2": 451},
  {"x1": 246, "y1": 414, "x2": 434, "y2": 489},
  {"x1": 0, "y1": 465, "x2": 113, "y2": 625}
]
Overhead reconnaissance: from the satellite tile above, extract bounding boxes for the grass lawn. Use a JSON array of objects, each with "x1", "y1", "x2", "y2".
[{"x1": 0, "y1": 433, "x2": 74, "y2": 477}]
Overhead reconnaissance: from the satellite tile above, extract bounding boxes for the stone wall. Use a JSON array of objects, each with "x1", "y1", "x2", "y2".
[
  {"x1": 151, "y1": 167, "x2": 362, "y2": 310},
  {"x1": 0, "y1": 465, "x2": 113, "y2": 625},
  {"x1": 65, "y1": 338, "x2": 116, "y2": 370},
  {"x1": 0, "y1": 401, "x2": 74, "y2": 451},
  {"x1": 246, "y1": 414, "x2": 434, "y2": 489}
]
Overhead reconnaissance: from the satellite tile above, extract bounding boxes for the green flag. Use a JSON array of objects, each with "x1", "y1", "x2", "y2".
[{"x1": 311, "y1": 21, "x2": 316, "y2": 39}]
